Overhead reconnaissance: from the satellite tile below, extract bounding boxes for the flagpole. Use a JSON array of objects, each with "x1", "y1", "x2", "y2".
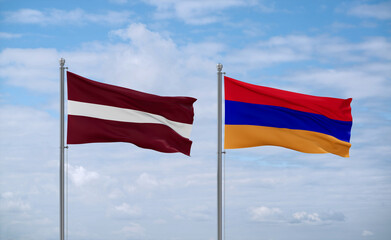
[
  {"x1": 217, "y1": 63, "x2": 223, "y2": 240},
  {"x1": 59, "y1": 58, "x2": 65, "y2": 240}
]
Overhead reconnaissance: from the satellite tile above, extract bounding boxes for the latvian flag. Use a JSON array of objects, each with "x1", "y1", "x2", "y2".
[{"x1": 67, "y1": 72, "x2": 196, "y2": 156}]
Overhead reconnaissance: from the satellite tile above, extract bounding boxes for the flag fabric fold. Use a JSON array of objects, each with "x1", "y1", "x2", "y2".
[
  {"x1": 67, "y1": 72, "x2": 196, "y2": 156},
  {"x1": 224, "y1": 76, "x2": 353, "y2": 157}
]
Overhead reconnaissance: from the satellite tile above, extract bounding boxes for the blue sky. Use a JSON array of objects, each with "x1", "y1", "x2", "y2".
[{"x1": 1, "y1": 0, "x2": 390, "y2": 240}]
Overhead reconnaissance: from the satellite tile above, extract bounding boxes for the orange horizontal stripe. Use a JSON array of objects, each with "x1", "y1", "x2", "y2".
[{"x1": 224, "y1": 125, "x2": 351, "y2": 157}]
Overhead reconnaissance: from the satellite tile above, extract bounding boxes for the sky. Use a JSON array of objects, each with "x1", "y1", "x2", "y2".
[{"x1": 0, "y1": 0, "x2": 390, "y2": 239}]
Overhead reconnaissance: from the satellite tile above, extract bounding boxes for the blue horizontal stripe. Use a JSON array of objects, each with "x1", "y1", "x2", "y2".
[{"x1": 225, "y1": 100, "x2": 352, "y2": 142}]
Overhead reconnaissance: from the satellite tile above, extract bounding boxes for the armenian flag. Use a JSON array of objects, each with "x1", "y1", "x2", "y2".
[{"x1": 224, "y1": 76, "x2": 352, "y2": 157}]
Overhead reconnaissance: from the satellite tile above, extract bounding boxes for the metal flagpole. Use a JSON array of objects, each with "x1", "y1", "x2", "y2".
[
  {"x1": 59, "y1": 58, "x2": 66, "y2": 240},
  {"x1": 217, "y1": 63, "x2": 223, "y2": 240}
]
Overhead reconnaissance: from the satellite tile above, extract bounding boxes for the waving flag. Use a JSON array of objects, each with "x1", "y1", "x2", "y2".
[
  {"x1": 224, "y1": 76, "x2": 352, "y2": 157},
  {"x1": 67, "y1": 72, "x2": 196, "y2": 156}
]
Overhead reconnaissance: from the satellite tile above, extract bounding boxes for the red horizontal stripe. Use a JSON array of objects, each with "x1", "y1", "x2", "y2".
[
  {"x1": 225, "y1": 76, "x2": 352, "y2": 121},
  {"x1": 67, "y1": 115, "x2": 192, "y2": 156},
  {"x1": 67, "y1": 72, "x2": 196, "y2": 124}
]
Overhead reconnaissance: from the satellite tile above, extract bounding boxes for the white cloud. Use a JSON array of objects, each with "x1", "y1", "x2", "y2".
[
  {"x1": 0, "y1": 23, "x2": 220, "y2": 96},
  {"x1": 184, "y1": 172, "x2": 215, "y2": 187},
  {"x1": 0, "y1": 103, "x2": 59, "y2": 238},
  {"x1": 119, "y1": 222, "x2": 145, "y2": 237},
  {"x1": 330, "y1": 22, "x2": 356, "y2": 30},
  {"x1": 249, "y1": 206, "x2": 346, "y2": 225},
  {"x1": 0, "y1": 192, "x2": 31, "y2": 212},
  {"x1": 285, "y1": 63, "x2": 391, "y2": 99},
  {"x1": 292, "y1": 211, "x2": 321, "y2": 223},
  {"x1": 3, "y1": 8, "x2": 132, "y2": 26},
  {"x1": 64, "y1": 23, "x2": 220, "y2": 97},
  {"x1": 68, "y1": 165, "x2": 100, "y2": 187},
  {"x1": 136, "y1": 173, "x2": 159, "y2": 188},
  {"x1": 187, "y1": 205, "x2": 213, "y2": 221},
  {"x1": 174, "y1": 205, "x2": 213, "y2": 221},
  {"x1": 227, "y1": 35, "x2": 391, "y2": 69},
  {"x1": 347, "y1": 2, "x2": 391, "y2": 20},
  {"x1": 362, "y1": 230, "x2": 374, "y2": 236},
  {"x1": 123, "y1": 166, "x2": 215, "y2": 198},
  {"x1": 128, "y1": 171, "x2": 191, "y2": 191},
  {"x1": 110, "y1": 22, "x2": 177, "y2": 54},
  {"x1": 124, "y1": 173, "x2": 162, "y2": 197},
  {"x1": 115, "y1": 203, "x2": 142, "y2": 216},
  {"x1": 291, "y1": 211, "x2": 345, "y2": 224},
  {"x1": 0, "y1": 48, "x2": 59, "y2": 92},
  {"x1": 356, "y1": 37, "x2": 391, "y2": 60},
  {"x1": 108, "y1": 188, "x2": 124, "y2": 199},
  {"x1": 250, "y1": 206, "x2": 283, "y2": 222},
  {"x1": 0, "y1": 105, "x2": 57, "y2": 147},
  {"x1": 0, "y1": 32, "x2": 22, "y2": 39},
  {"x1": 109, "y1": 203, "x2": 142, "y2": 219},
  {"x1": 2, "y1": 198, "x2": 31, "y2": 212},
  {"x1": 4, "y1": 25, "x2": 387, "y2": 102},
  {"x1": 141, "y1": 0, "x2": 258, "y2": 24},
  {"x1": 225, "y1": 35, "x2": 391, "y2": 99},
  {"x1": 1, "y1": 192, "x2": 13, "y2": 198}
]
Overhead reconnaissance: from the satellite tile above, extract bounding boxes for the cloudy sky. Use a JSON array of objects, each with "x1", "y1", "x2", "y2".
[{"x1": 1, "y1": 0, "x2": 391, "y2": 239}]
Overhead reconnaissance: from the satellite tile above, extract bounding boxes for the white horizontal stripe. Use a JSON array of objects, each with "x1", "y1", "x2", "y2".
[{"x1": 68, "y1": 100, "x2": 193, "y2": 139}]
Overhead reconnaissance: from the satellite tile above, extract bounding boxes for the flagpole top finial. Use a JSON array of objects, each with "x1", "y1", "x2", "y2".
[
  {"x1": 59, "y1": 58, "x2": 65, "y2": 66},
  {"x1": 217, "y1": 63, "x2": 223, "y2": 72}
]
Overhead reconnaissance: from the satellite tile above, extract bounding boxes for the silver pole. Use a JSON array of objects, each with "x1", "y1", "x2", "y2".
[
  {"x1": 217, "y1": 63, "x2": 223, "y2": 240},
  {"x1": 59, "y1": 58, "x2": 65, "y2": 240}
]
